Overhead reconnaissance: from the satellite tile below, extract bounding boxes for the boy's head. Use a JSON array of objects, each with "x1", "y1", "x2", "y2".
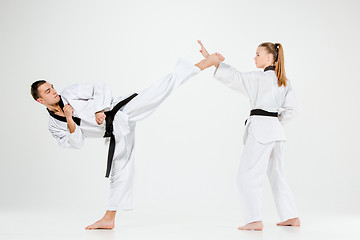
[{"x1": 31, "y1": 80, "x2": 60, "y2": 106}]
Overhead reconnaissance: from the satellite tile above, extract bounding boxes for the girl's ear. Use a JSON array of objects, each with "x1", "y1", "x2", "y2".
[{"x1": 267, "y1": 53, "x2": 274, "y2": 63}]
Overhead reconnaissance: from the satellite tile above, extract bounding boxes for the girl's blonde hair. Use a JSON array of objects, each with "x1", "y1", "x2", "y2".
[{"x1": 259, "y1": 42, "x2": 287, "y2": 87}]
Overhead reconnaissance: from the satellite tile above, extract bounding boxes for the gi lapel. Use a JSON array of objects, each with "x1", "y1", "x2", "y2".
[{"x1": 47, "y1": 95, "x2": 81, "y2": 126}]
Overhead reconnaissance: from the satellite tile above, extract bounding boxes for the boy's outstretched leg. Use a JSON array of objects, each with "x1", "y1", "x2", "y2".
[{"x1": 122, "y1": 54, "x2": 224, "y2": 122}]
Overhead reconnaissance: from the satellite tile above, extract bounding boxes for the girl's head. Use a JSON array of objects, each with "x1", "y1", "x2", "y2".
[{"x1": 255, "y1": 42, "x2": 287, "y2": 87}]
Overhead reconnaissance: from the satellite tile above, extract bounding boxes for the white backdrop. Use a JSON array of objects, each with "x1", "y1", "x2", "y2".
[{"x1": 1, "y1": 0, "x2": 359, "y2": 220}]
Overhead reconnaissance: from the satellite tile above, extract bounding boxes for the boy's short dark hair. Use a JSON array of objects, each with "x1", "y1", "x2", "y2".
[{"x1": 31, "y1": 80, "x2": 46, "y2": 101}]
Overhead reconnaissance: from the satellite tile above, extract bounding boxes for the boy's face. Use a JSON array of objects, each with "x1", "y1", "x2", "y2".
[{"x1": 37, "y1": 82, "x2": 60, "y2": 106}]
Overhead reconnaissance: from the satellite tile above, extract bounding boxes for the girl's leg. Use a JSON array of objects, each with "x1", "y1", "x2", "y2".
[
  {"x1": 237, "y1": 128, "x2": 274, "y2": 230},
  {"x1": 267, "y1": 141, "x2": 300, "y2": 226}
]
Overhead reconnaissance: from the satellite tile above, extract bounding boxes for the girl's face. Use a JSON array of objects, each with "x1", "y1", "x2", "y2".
[{"x1": 254, "y1": 47, "x2": 274, "y2": 69}]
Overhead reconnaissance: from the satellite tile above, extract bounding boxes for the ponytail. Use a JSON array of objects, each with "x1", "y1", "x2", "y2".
[
  {"x1": 259, "y1": 42, "x2": 287, "y2": 87},
  {"x1": 274, "y1": 43, "x2": 287, "y2": 87}
]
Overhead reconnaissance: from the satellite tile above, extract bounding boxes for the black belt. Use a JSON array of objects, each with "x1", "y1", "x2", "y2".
[
  {"x1": 245, "y1": 109, "x2": 278, "y2": 125},
  {"x1": 103, "y1": 93, "x2": 138, "y2": 178}
]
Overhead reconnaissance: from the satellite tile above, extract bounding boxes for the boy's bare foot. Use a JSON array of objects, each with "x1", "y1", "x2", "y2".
[
  {"x1": 277, "y1": 217, "x2": 300, "y2": 227},
  {"x1": 85, "y1": 210, "x2": 116, "y2": 230},
  {"x1": 198, "y1": 40, "x2": 210, "y2": 58},
  {"x1": 238, "y1": 221, "x2": 264, "y2": 231},
  {"x1": 195, "y1": 53, "x2": 225, "y2": 70}
]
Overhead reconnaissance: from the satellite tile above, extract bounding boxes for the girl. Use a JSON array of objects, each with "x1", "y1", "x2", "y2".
[{"x1": 198, "y1": 40, "x2": 300, "y2": 231}]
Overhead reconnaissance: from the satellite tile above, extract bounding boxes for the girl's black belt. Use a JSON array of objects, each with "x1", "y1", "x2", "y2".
[
  {"x1": 250, "y1": 109, "x2": 278, "y2": 117},
  {"x1": 245, "y1": 109, "x2": 278, "y2": 125}
]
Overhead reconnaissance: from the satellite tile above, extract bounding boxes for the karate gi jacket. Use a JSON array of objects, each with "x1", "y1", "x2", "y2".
[
  {"x1": 48, "y1": 82, "x2": 132, "y2": 149},
  {"x1": 214, "y1": 62, "x2": 299, "y2": 144}
]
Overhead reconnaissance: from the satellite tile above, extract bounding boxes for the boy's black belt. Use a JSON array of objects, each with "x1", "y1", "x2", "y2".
[{"x1": 103, "y1": 93, "x2": 138, "y2": 178}]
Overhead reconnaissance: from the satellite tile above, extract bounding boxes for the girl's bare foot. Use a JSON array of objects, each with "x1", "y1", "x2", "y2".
[
  {"x1": 85, "y1": 218, "x2": 114, "y2": 230},
  {"x1": 195, "y1": 53, "x2": 225, "y2": 70},
  {"x1": 277, "y1": 217, "x2": 300, "y2": 227},
  {"x1": 238, "y1": 221, "x2": 264, "y2": 231},
  {"x1": 85, "y1": 210, "x2": 116, "y2": 230}
]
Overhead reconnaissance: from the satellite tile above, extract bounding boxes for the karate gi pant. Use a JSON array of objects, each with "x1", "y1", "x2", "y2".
[
  {"x1": 237, "y1": 126, "x2": 299, "y2": 224},
  {"x1": 107, "y1": 58, "x2": 200, "y2": 211}
]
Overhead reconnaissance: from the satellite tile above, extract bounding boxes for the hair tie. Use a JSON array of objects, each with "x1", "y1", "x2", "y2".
[{"x1": 274, "y1": 43, "x2": 279, "y2": 62}]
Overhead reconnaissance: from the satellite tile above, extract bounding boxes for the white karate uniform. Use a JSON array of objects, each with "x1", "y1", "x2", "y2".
[
  {"x1": 48, "y1": 58, "x2": 200, "y2": 210},
  {"x1": 214, "y1": 62, "x2": 299, "y2": 223}
]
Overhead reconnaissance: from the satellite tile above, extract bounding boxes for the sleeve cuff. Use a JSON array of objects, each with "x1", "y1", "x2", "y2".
[
  {"x1": 67, "y1": 125, "x2": 84, "y2": 148},
  {"x1": 174, "y1": 57, "x2": 201, "y2": 79},
  {"x1": 214, "y1": 62, "x2": 233, "y2": 81}
]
